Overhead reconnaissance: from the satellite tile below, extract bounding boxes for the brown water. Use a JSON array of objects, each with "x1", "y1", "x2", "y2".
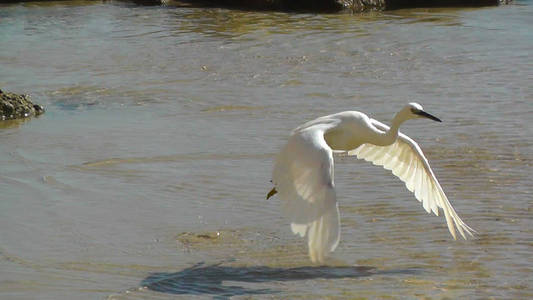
[{"x1": 1, "y1": 1, "x2": 532, "y2": 299}]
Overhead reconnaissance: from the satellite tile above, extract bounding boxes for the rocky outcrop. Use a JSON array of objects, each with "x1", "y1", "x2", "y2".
[
  {"x1": 1, "y1": 0, "x2": 509, "y2": 11},
  {"x1": 0, "y1": 89, "x2": 44, "y2": 121},
  {"x1": 385, "y1": 0, "x2": 503, "y2": 10},
  {"x1": 159, "y1": 0, "x2": 506, "y2": 11}
]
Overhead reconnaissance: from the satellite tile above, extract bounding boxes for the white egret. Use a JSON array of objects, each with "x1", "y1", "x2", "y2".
[{"x1": 267, "y1": 103, "x2": 475, "y2": 263}]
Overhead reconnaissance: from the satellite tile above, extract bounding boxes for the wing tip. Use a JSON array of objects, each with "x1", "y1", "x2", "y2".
[
  {"x1": 291, "y1": 223, "x2": 308, "y2": 237},
  {"x1": 450, "y1": 218, "x2": 477, "y2": 241}
]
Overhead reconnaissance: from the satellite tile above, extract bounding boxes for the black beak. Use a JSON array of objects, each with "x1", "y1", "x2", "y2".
[{"x1": 415, "y1": 110, "x2": 442, "y2": 122}]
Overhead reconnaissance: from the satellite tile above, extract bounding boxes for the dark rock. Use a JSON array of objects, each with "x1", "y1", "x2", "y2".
[
  {"x1": 160, "y1": 0, "x2": 507, "y2": 11},
  {"x1": 0, "y1": 89, "x2": 45, "y2": 121},
  {"x1": 386, "y1": 0, "x2": 502, "y2": 9},
  {"x1": 0, "y1": 0, "x2": 510, "y2": 11},
  {"x1": 163, "y1": 0, "x2": 345, "y2": 11}
]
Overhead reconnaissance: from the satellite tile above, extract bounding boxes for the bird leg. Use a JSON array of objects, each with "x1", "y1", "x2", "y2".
[{"x1": 266, "y1": 187, "x2": 277, "y2": 200}]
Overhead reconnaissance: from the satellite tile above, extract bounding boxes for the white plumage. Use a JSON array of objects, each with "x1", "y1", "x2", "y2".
[{"x1": 270, "y1": 103, "x2": 475, "y2": 263}]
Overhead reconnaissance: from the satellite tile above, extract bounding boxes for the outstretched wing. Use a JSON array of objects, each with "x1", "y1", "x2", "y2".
[
  {"x1": 348, "y1": 119, "x2": 475, "y2": 240},
  {"x1": 272, "y1": 125, "x2": 340, "y2": 263}
]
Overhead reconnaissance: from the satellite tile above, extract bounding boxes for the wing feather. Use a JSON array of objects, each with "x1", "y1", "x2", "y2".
[
  {"x1": 272, "y1": 124, "x2": 341, "y2": 263},
  {"x1": 348, "y1": 120, "x2": 475, "y2": 239}
]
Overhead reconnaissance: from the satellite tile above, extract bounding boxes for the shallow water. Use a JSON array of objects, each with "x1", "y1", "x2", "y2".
[{"x1": 1, "y1": 1, "x2": 532, "y2": 299}]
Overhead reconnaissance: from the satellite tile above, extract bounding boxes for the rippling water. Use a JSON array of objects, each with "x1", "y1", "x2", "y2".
[{"x1": 0, "y1": 1, "x2": 532, "y2": 298}]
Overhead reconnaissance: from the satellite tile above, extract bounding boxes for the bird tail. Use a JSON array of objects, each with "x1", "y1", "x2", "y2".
[{"x1": 291, "y1": 203, "x2": 341, "y2": 264}]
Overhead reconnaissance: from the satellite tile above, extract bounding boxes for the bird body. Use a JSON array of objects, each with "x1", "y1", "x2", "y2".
[{"x1": 270, "y1": 103, "x2": 474, "y2": 263}]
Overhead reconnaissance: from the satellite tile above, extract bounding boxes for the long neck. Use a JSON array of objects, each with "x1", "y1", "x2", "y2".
[{"x1": 374, "y1": 111, "x2": 406, "y2": 146}]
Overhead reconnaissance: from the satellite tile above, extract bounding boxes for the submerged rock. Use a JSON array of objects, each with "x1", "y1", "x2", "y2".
[{"x1": 0, "y1": 89, "x2": 44, "y2": 121}]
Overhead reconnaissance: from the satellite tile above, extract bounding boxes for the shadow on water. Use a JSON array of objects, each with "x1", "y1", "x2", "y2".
[{"x1": 140, "y1": 262, "x2": 420, "y2": 298}]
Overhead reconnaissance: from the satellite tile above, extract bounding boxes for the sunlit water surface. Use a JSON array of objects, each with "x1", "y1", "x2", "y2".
[{"x1": 0, "y1": 1, "x2": 532, "y2": 299}]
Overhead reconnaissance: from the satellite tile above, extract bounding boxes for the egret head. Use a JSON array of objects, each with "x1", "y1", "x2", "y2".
[{"x1": 406, "y1": 102, "x2": 442, "y2": 122}]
